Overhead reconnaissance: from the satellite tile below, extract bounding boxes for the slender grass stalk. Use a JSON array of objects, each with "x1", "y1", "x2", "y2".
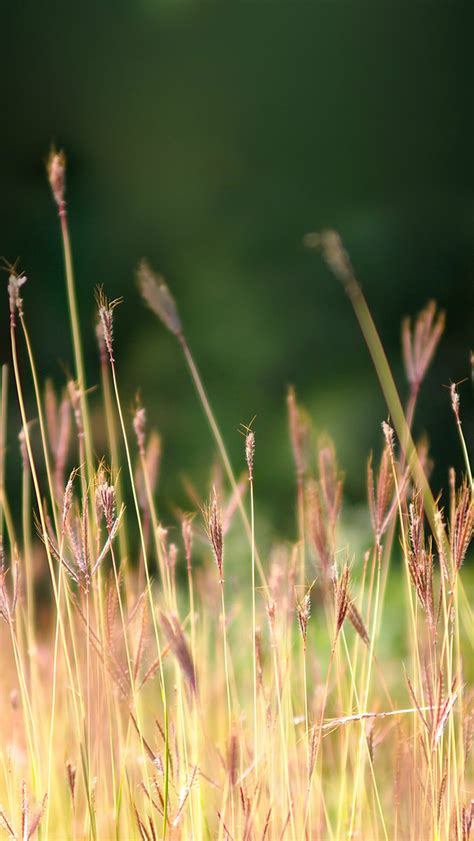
[
  {"x1": 48, "y1": 151, "x2": 94, "y2": 487},
  {"x1": 107, "y1": 356, "x2": 169, "y2": 838}
]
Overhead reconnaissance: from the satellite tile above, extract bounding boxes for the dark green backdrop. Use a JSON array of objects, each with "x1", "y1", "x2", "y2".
[{"x1": 2, "y1": 1, "x2": 473, "y2": 535}]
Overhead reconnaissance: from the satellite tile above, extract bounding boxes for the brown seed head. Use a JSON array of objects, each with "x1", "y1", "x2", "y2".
[
  {"x1": 335, "y1": 564, "x2": 351, "y2": 638},
  {"x1": 402, "y1": 300, "x2": 445, "y2": 391},
  {"x1": 96, "y1": 286, "x2": 122, "y2": 364},
  {"x1": 287, "y1": 386, "x2": 311, "y2": 479},
  {"x1": 296, "y1": 591, "x2": 311, "y2": 648},
  {"x1": 204, "y1": 485, "x2": 224, "y2": 581},
  {"x1": 66, "y1": 759, "x2": 77, "y2": 806},
  {"x1": 245, "y1": 431, "x2": 255, "y2": 481}
]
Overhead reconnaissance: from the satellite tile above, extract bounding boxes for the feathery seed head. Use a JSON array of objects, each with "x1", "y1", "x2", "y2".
[
  {"x1": 62, "y1": 468, "x2": 77, "y2": 532},
  {"x1": 245, "y1": 430, "x2": 255, "y2": 481},
  {"x1": 47, "y1": 147, "x2": 66, "y2": 207},
  {"x1": 137, "y1": 259, "x2": 182, "y2": 337},
  {"x1": 181, "y1": 514, "x2": 194, "y2": 571},
  {"x1": 296, "y1": 591, "x2": 311, "y2": 649},
  {"x1": 450, "y1": 382, "x2": 460, "y2": 423},
  {"x1": 335, "y1": 563, "x2": 351, "y2": 638},
  {"x1": 133, "y1": 405, "x2": 147, "y2": 456},
  {"x1": 95, "y1": 467, "x2": 116, "y2": 531},
  {"x1": 18, "y1": 428, "x2": 28, "y2": 471},
  {"x1": 266, "y1": 599, "x2": 277, "y2": 632},
  {"x1": 96, "y1": 286, "x2": 122, "y2": 364},
  {"x1": 7, "y1": 271, "x2": 27, "y2": 324},
  {"x1": 402, "y1": 300, "x2": 445, "y2": 391},
  {"x1": 204, "y1": 485, "x2": 224, "y2": 581},
  {"x1": 287, "y1": 386, "x2": 311, "y2": 480},
  {"x1": 306, "y1": 229, "x2": 355, "y2": 292}
]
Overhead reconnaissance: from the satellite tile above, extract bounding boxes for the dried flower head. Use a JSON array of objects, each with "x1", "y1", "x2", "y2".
[
  {"x1": 96, "y1": 286, "x2": 123, "y2": 363},
  {"x1": 137, "y1": 259, "x2": 182, "y2": 337},
  {"x1": 402, "y1": 300, "x2": 445, "y2": 392},
  {"x1": 47, "y1": 147, "x2": 66, "y2": 207}
]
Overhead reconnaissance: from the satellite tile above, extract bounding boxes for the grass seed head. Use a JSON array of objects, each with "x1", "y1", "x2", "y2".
[
  {"x1": 245, "y1": 430, "x2": 255, "y2": 481},
  {"x1": 137, "y1": 260, "x2": 182, "y2": 337},
  {"x1": 7, "y1": 271, "x2": 27, "y2": 325},
  {"x1": 335, "y1": 563, "x2": 351, "y2": 638},
  {"x1": 47, "y1": 147, "x2": 66, "y2": 207},
  {"x1": 96, "y1": 286, "x2": 123, "y2": 364},
  {"x1": 402, "y1": 300, "x2": 445, "y2": 391},
  {"x1": 204, "y1": 485, "x2": 224, "y2": 582}
]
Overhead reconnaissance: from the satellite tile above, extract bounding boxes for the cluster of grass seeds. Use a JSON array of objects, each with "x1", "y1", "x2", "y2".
[{"x1": 0, "y1": 154, "x2": 471, "y2": 841}]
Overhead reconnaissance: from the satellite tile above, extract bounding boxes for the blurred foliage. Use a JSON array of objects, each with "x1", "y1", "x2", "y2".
[{"x1": 1, "y1": 1, "x2": 473, "y2": 536}]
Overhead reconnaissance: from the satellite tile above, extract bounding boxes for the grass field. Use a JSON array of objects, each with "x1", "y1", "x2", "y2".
[{"x1": 0, "y1": 152, "x2": 471, "y2": 840}]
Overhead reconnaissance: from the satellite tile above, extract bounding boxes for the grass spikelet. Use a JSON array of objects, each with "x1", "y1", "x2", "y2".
[{"x1": 137, "y1": 260, "x2": 182, "y2": 337}]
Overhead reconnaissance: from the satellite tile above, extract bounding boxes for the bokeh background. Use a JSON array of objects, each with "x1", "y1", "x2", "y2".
[{"x1": 2, "y1": 1, "x2": 473, "y2": 539}]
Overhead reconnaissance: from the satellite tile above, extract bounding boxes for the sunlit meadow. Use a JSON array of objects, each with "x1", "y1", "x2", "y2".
[{"x1": 0, "y1": 152, "x2": 471, "y2": 840}]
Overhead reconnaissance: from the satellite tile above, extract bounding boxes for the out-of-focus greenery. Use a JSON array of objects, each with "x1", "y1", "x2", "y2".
[{"x1": 2, "y1": 1, "x2": 473, "y2": 532}]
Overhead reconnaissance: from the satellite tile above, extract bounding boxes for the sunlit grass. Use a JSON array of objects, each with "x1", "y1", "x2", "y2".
[{"x1": 0, "y1": 156, "x2": 471, "y2": 841}]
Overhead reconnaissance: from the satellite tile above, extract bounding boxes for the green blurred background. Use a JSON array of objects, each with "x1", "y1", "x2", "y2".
[{"x1": 2, "y1": 1, "x2": 473, "y2": 537}]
